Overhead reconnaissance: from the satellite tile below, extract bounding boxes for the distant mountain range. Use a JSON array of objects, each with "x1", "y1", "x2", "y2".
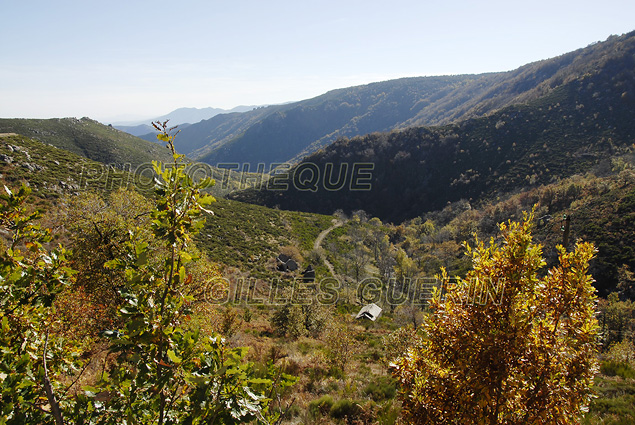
[
  {"x1": 111, "y1": 106, "x2": 260, "y2": 136},
  {"x1": 152, "y1": 32, "x2": 635, "y2": 171},
  {"x1": 233, "y1": 30, "x2": 635, "y2": 222}
]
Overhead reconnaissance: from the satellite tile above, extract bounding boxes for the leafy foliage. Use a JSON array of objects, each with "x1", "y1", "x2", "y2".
[
  {"x1": 62, "y1": 189, "x2": 155, "y2": 323},
  {"x1": 1, "y1": 124, "x2": 295, "y2": 424},
  {"x1": 271, "y1": 298, "x2": 331, "y2": 339},
  {"x1": 3, "y1": 32, "x2": 635, "y2": 424},
  {"x1": 323, "y1": 318, "x2": 359, "y2": 375},
  {"x1": 71, "y1": 122, "x2": 291, "y2": 424},
  {"x1": 598, "y1": 293, "x2": 635, "y2": 348},
  {"x1": 392, "y1": 213, "x2": 599, "y2": 424},
  {"x1": 0, "y1": 185, "x2": 76, "y2": 423}
]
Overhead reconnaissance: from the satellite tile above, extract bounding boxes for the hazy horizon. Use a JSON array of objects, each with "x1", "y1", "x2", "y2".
[{"x1": 2, "y1": 0, "x2": 634, "y2": 122}]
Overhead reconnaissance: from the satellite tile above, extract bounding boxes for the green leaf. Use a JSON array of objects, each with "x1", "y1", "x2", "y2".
[
  {"x1": 167, "y1": 349, "x2": 182, "y2": 364},
  {"x1": 135, "y1": 251, "x2": 149, "y2": 267},
  {"x1": 248, "y1": 378, "x2": 272, "y2": 385}
]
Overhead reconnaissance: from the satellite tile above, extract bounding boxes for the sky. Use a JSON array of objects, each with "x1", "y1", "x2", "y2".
[{"x1": 1, "y1": 0, "x2": 634, "y2": 123}]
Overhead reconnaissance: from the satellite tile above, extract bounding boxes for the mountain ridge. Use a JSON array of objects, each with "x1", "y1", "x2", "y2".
[
  {"x1": 112, "y1": 105, "x2": 261, "y2": 136},
  {"x1": 231, "y1": 32, "x2": 635, "y2": 223},
  {"x1": 166, "y1": 31, "x2": 635, "y2": 169},
  {"x1": 0, "y1": 117, "x2": 174, "y2": 167}
]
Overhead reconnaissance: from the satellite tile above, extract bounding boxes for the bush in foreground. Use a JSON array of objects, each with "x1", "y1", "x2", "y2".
[{"x1": 393, "y1": 212, "x2": 599, "y2": 424}]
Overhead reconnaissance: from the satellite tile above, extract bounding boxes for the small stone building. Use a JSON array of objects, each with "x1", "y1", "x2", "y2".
[
  {"x1": 276, "y1": 253, "x2": 298, "y2": 272},
  {"x1": 302, "y1": 265, "x2": 316, "y2": 282}
]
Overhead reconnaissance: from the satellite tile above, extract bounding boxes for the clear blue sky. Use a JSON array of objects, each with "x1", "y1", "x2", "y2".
[{"x1": 1, "y1": 0, "x2": 633, "y2": 122}]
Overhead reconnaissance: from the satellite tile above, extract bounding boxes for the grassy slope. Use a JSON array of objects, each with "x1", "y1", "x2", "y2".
[
  {"x1": 0, "y1": 133, "x2": 336, "y2": 281},
  {"x1": 0, "y1": 119, "x2": 270, "y2": 199},
  {"x1": 0, "y1": 117, "x2": 174, "y2": 167},
  {"x1": 0, "y1": 133, "x2": 148, "y2": 202},
  {"x1": 4, "y1": 136, "x2": 634, "y2": 423},
  {"x1": 196, "y1": 198, "x2": 334, "y2": 280},
  {"x1": 4, "y1": 34, "x2": 635, "y2": 420}
]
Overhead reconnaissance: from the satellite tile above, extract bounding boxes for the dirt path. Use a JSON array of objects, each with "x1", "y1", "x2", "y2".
[{"x1": 314, "y1": 219, "x2": 343, "y2": 277}]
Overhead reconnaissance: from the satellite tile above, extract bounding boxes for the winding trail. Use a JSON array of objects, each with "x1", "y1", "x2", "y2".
[{"x1": 314, "y1": 219, "x2": 343, "y2": 277}]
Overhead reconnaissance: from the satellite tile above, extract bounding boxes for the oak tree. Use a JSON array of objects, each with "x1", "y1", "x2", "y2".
[{"x1": 392, "y1": 212, "x2": 599, "y2": 424}]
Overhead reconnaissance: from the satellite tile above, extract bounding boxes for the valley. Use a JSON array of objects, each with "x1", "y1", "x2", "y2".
[{"x1": 2, "y1": 31, "x2": 635, "y2": 425}]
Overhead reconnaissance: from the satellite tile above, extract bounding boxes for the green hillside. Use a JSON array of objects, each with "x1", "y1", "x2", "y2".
[
  {"x1": 3, "y1": 32, "x2": 635, "y2": 425},
  {"x1": 166, "y1": 31, "x2": 635, "y2": 169},
  {"x1": 193, "y1": 75, "x2": 476, "y2": 166},
  {"x1": 195, "y1": 197, "x2": 334, "y2": 279},
  {"x1": 232, "y1": 41, "x2": 635, "y2": 223},
  {"x1": 0, "y1": 132, "x2": 335, "y2": 279},
  {"x1": 3, "y1": 117, "x2": 635, "y2": 425},
  {"x1": 0, "y1": 117, "x2": 174, "y2": 167},
  {"x1": 0, "y1": 133, "x2": 149, "y2": 201},
  {"x1": 227, "y1": 31, "x2": 635, "y2": 297}
]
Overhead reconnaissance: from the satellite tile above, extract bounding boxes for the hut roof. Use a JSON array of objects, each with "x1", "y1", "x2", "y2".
[{"x1": 355, "y1": 303, "x2": 382, "y2": 321}]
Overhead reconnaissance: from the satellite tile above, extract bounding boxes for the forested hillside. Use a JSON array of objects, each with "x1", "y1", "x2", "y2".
[
  {"x1": 229, "y1": 30, "x2": 635, "y2": 298},
  {"x1": 234, "y1": 40, "x2": 635, "y2": 222},
  {"x1": 160, "y1": 31, "x2": 635, "y2": 169}
]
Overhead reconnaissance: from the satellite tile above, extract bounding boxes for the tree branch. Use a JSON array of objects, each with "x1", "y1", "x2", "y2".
[{"x1": 43, "y1": 331, "x2": 65, "y2": 425}]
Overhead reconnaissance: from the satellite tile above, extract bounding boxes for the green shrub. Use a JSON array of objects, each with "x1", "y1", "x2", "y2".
[
  {"x1": 336, "y1": 303, "x2": 357, "y2": 314},
  {"x1": 363, "y1": 377, "x2": 397, "y2": 401},
  {"x1": 327, "y1": 365, "x2": 345, "y2": 379},
  {"x1": 329, "y1": 399, "x2": 362, "y2": 419},
  {"x1": 271, "y1": 302, "x2": 331, "y2": 338},
  {"x1": 304, "y1": 365, "x2": 329, "y2": 393},
  {"x1": 297, "y1": 340, "x2": 313, "y2": 355},
  {"x1": 286, "y1": 403, "x2": 301, "y2": 418},
  {"x1": 377, "y1": 400, "x2": 401, "y2": 425},
  {"x1": 308, "y1": 395, "x2": 334, "y2": 417},
  {"x1": 243, "y1": 307, "x2": 253, "y2": 322},
  {"x1": 601, "y1": 361, "x2": 635, "y2": 379},
  {"x1": 582, "y1": 367, "x2": 635, "y2": 423},
  {"x1": 587, "y1": 394, "x2": 635, "y2": 422}
]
